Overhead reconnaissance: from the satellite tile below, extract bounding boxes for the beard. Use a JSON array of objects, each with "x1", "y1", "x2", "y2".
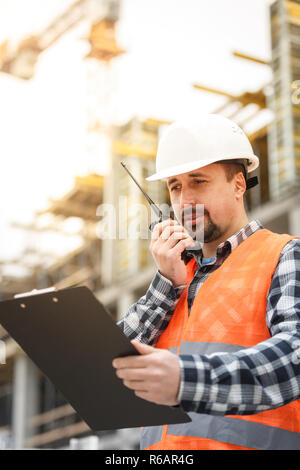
[
  {"x1": 202, "y1": 211, "x2": 222, "y2": 242},
  {"x1": 180, "y1": 207, "x2": 223, "y2": 244}
]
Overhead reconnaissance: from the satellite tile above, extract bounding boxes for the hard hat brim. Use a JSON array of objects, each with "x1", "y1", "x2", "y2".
[{"x1": 146, "y1": 154, "x2": 259, "y2": 181}]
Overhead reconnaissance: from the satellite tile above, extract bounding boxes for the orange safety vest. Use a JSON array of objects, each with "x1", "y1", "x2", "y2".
[{"x1": 141, "y1": 229, "x2": 300, "y2": 450}]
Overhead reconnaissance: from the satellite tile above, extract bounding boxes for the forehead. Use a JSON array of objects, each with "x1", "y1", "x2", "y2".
[{"x1": 166, "y1": 163, "x2": 222, "y2": 185}]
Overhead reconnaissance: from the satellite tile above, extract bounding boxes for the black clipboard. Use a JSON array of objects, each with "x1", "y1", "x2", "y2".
[{"x1": 0, "y1": 286, "x2": 190, "y2": 431}]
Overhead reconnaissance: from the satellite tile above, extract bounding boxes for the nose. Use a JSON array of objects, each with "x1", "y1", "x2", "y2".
[{"x1": 179, "y1": 188, "x2": 197, "y2": 209}]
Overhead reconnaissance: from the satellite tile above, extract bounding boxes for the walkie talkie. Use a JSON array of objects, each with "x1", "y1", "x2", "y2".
[
  {"x1": 120, "y1": 161, "x2": 171, "y2": 230},
  {"x1": 120, "y1": 161, "x2": 197, "y2": 262}
]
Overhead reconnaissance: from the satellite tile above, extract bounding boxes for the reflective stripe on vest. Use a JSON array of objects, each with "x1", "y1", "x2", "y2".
[
  {"x1": 141, "y1": 342, "x2": 248, "y2": 449},
  {"x1": 142, "y1": 413, "x2": 300, "y2": 450},
  {"x1": 141, "y1": 230, "x2": 300, "y2": 450},
  {"x1": 141, "y1": 425, "x2": 164, "y2": 450},
  {"x1": 179, "y1": 341, "x2": 246, "y2": 355}
]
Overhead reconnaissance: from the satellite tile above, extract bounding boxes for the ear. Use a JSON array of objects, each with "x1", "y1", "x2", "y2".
[{"x1": 234, "y1": 172, "x2": 246, "y2": 200}]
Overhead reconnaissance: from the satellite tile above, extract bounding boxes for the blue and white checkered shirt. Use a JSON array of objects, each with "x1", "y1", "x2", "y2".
[{"x1": 117, "y1": 219, "x2": 300, "y2": 415}]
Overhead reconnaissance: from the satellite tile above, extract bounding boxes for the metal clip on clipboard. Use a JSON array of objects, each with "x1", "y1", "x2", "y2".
[{"x1": 14, "y1": 287, "x2": 57, "y2": 299}]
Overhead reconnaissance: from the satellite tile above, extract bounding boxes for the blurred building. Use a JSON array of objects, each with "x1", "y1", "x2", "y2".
[
  {"x1": 268, "y1": 0, "x2": 300, "y2": 198},
  {"x1": 0, "y1": 0, "x2": 300, "y2": 451},
  {"x1": 101, "y1": 118, "x2": 169, "y2": 288},
  {"x1": 0, "y1": 117, "x2": 168, "y2": 450}
]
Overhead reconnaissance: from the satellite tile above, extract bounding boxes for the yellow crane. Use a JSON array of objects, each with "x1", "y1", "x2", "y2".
[
  {"x1": 193, "y1": 50, "x2": 270, "y2": 126},
  {"x1": 0, "y1": 0, "x2": 124, "y2": 80}
]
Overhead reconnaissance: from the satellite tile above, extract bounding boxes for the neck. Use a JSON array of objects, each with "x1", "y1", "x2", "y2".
[{"x1": 202, "y1": 214, "x2": 249, "y2": 258}]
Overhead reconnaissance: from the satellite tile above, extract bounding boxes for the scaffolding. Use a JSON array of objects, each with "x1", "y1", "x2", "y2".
[
  {"x1": 192, "y1": 83, "x2": 270, "y2": 211},
  {"x1": 0, "y1": 0, "x2": 300, "y2": 451},
  {"x1": 267, "y1": 0, "x2": 300, "y2": 199},
  {"x1": 0, "y1": 117, "x2": 168, "y2": 449},
  {"x1": 100, "y1": 117, "x2": 168, "y2": 290}
]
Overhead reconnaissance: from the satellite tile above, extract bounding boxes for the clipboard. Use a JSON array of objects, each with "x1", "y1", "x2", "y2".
[{"x1": 0, "y1": 286, "x2": 190, "y2": 431}]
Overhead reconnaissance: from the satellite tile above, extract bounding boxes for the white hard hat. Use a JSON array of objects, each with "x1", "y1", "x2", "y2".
[{"x1": 146, "y1": 114, "x2": 259, "y2": 182}]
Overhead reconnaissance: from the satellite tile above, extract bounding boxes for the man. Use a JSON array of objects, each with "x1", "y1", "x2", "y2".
[{"x1": 112, "y1": 114, "x2": 300, "y2": 450}]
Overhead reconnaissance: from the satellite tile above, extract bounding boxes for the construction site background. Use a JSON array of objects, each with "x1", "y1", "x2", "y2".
[{"x1": 0, "y1": 0, "x2": 299, "y2": 450}]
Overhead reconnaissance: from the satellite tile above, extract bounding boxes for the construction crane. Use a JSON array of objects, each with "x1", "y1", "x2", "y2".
[
  {"x1": 193, "y1": 49, "x2": 270, "y2": 125},
  {"x1": 0, "y1": 0, "x2": 124, "y2": 80},
  {"x1": 0, "y1": 0, "x2": 125, "y2": 291},
  {"x1": 192, "y1": 49, "x2": 273, "y2": 210},
  {"x1": 232, "y1": 51, "x2": 269, "y2": 66},
  {"x1": 193, "y1": 83, "x2": 267, "y2": 122}
]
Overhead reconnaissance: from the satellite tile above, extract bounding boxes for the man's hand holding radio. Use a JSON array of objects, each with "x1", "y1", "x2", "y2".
[
  {"x1": 150, "y1": 218, "x2": 195, "y2": 287},
  {"x1": 113, "y1": 220, "x2": 194, "y2": 408}
]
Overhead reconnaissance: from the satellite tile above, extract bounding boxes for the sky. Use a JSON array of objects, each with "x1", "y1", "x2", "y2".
[{"x1": 0, "y1": 0, "x2": 273, "y2": 275}]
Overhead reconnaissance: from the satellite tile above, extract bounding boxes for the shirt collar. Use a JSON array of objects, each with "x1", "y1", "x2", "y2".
[{"x1": 182, "y1": 219, "x2": 264, "y2": 265}]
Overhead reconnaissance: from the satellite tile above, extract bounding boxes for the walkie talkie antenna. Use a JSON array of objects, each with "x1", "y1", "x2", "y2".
[
  {"x1": 120, "y1": 161, "x2": 198, "y2": 261},
  {"x1": 120, "y1": 161, "x2": 163, "y2": 219}
]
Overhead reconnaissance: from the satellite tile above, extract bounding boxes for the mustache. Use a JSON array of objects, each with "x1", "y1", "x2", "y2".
[{"x1": 179, "y1": 206, "x2": 207, "y2": 219}]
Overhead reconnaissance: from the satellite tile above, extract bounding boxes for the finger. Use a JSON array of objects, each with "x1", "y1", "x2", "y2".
[
  {"x1": 162, "y1": 231, "x2": 192, "y2": 247},
  {"x1": 112, "y1": 355, "x2": 148, "y2": 370},
  {"x1": 116, "y1": 368, "x2": 148, "y2": 381},
  {"x1": 168, "y1": 237, "x2": 195, "y2": 257},
  {"x1": 151, "y1": 218, "x2": 178, "y2": 241},
  {"x1": 131, "y1": 340, "x2": 156, "y2": 355},
  {"x1": 156, "y1": 231, "x2": 194, "y2": 252},
  {"x1": 152, "y1": 228, "x2": 191, "y2": 254},
  {"x1": 134, "y1": 390, "x2": 153, "y2": 402},
  {"x1": 160, "y1": 224, "x2": 189, "y2": 241},
  {"x1": 123, "y1": 379, "x2": 148, "y2": 392}
]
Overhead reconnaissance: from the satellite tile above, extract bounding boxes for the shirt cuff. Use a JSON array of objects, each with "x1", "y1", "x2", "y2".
[
  {"x1": 177, "y1": 354, "x2": 206, "y2": 411},
  {"x1": 157, "y1": 271, "x2": 186, "y2": 294},
  {"x1": 151, "y1": 271, "x2": 178, "y2": 302}
]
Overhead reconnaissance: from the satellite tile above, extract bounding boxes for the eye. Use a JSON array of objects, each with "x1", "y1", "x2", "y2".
[
  {"x1": 170, "y1": 185, "x2": 181, "y2": 191},
  {"x1": 194, "y1": 180, "x2": 205, "y2": 184}
]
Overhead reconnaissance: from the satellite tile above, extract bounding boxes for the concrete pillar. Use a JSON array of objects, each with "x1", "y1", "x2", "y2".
[
  {"x1": 289, "y1": 206, "x2": 300, "y2": 236},
  {"x1": 117, "y1": 291, "x2": 135, "y2": 322},
  {"x1": 12, "y1": 354, "x2": 39, "y2": 449},
  {"x1": 100, "y1": 156, "x2": 115, "y2": 287},
  {"x1": 70, "y1": 436, "x2": 100, "y2": 450}
]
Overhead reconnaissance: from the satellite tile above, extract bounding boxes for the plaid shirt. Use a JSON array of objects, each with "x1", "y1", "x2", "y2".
[{"x1": 117, "y1": 220, "x2": 300, "y2": 415}]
